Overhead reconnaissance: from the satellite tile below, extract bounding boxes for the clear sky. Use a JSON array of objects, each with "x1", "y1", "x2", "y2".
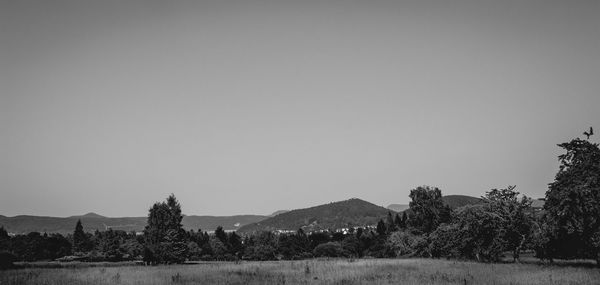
[{"x1": 1, "y1": 0, "x2": 599, "y2": 217}]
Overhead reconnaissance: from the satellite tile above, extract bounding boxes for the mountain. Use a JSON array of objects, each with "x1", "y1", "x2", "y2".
[
  {"x1": 387, "y1": 195, "x2": 482, "y2": 213},
  {"x1": 0, "y1": 214, "x2": 268, "y2": 235},
  {"x1": 441, "y1": 195, "x2": 482, "y2": 209},
  {"x1": 0, "y1": 195, "x2": 484, "y2": 235},
  {"x1": 69, "y1": 212, "x2": 106, "y2": 219},
  {"x1": 182, "y1": 215, "x2": 267, "y2": 231},
  {"x1": 237, "y1": 198, "x2": 390, "y2": 233},
  {"x1": 387, "y1": 204, "x2": 410, "y2": 212}
]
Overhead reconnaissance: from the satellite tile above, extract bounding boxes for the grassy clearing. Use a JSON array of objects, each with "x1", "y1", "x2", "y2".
[{"x1": 1, "y1": 258, "x2": 598, "y2": 285}]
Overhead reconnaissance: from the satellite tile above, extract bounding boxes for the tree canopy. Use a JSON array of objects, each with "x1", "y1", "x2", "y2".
[
  {"x1": 143, "y1": 194, "x2": 187, "y2": 264},
  {"x1": 543, "y1": 136, "x2": 600, "y2": 262},
  {"x1": 408, "y1": 186, "x2": 450, "y2": 233}
]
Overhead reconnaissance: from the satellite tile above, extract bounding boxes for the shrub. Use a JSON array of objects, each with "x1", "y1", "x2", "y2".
[
  {"x1": 313, "y1": 242, "x2": 348, "y2": 257},
  {"x1": 243, "y1": 244, "x2": 277, "y2": 261},
  {"x1": 0, "y1": 251, "x2": 17, "y2": 269},
  {"x1": 386, "y1": 231, "x2": 421, "y2": 257}
]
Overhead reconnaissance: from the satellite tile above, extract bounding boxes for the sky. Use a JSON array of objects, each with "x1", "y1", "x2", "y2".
[{"x1": 1, "y1": 0, "x2": 599, "y2": 217}]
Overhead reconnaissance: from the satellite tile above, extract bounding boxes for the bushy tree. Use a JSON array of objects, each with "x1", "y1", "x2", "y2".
[
  {"x1": 408, "y1": 186, "x2": 448, "y2": 233},
  {"x1": 308, "y1": 232, "x2": 330, "y2": 249},
  {"x1": 0, "y1": 251, "x2": 17, "y2": 269},
  {"x1": 543, "y1": 134, "x2": 600, "y2": 265},
  {"x1": 341, "y1": 234, "x2": 360, "y2": 257},
  {"x1": 8, "y1": 232, "x2": 71, "y2": 261},
  {"x1": 278, "y1": 229, "x2": 311, "y2": 259},
  {"x1": 243, "y1": 231, "x2": 278, "y2": 261},
  {"x1": 313, "y1": 242, "x2": 348, "y2": 257},
  {"x1": 386, "y1": 230, "x2": 423, "y2": 257},
  {"x1": 426, "y1": 186, "x2": 534, "y2": 263},
  {"x1": 430, "y1": 205, "x2": 505, "y2": 262},
  {"x1": 483, "y1": 186, "x2": 534, "y2": 262}
]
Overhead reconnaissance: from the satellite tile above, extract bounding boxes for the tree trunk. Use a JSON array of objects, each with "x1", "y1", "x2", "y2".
[{"x1": 513, "y1": 234, "x2": 526, "y2": 263}]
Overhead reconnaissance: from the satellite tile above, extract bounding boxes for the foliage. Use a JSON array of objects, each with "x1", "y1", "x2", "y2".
[
  {"x1": 482, "y1": 186, "x2": 534, "y2": 261},
  {"x1": 0, "y1": 251, "x2": 17, "y2": 269},
  {"x1": 386, "y1": 212, "x2": 397, "y2": 233},
  {"x1": 543, "y1": 136, "x2": 600, "y2": 263},
  {"x1": 313, "y1": 242, "x2": 348, "y2": 257},
  {"x1": 143, "y1": 194, "x2": 187, "y2": 264},
  {"x1": 73, "y1": 220, "x2": 93, "y2": 253},
  {"x1": 243, "y1": 231, "x2": 279, "y2": 261},
  {"x1": 430, "y1": 205, "x2": 505, "y2": 262},
  {"x1": 278, "y1": 229, "x2": 312, "y2": 259},
  {"x1": 386, "y1": 230, "x2": 422, "y2": 257},
  {"x1": 376, "y1": 219, "x2": 386, "y2": 236},
  {"x1": 408, "y1": 186, "x2": 451, "y2": 233}
]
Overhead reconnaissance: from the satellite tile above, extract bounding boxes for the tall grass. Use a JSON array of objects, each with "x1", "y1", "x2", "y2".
[{"x1": 1, "y1": 258, "x2": 598, "y2": 285}]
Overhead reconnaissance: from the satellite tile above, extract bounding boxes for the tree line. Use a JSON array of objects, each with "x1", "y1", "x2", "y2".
[{"x1": 1, "y1": 130, "x2": 599, "y2": 267}]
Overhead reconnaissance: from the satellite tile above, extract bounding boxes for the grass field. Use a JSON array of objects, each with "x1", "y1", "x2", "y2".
[{"x1": 1, "y1": 258, "x2": 599, "y2": 285}]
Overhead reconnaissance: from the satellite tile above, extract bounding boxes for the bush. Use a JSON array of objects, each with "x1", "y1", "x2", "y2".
[
  {"x1": 313, "y1": 242, "x2": 348, "y2": 257},
  {"x1": 0, "y1": 251, "x2": 17, "y2": 269},
  {"x1": 243, "y1": 244, "x2": 277, "y2": 261},
  {"x1": 429, "y1": 205, "x2": 505, "y2": 262},
  {"x1": 386, "y1": 231, "x2": 422, "y2": 257}
]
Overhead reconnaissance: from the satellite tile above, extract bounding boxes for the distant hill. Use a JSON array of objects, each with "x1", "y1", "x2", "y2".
[
  {"x1": 531, "y1": 199, "x2": 545, "y2": 209},
  {"x1": 441, "y1": 195, "x2": 482, "y2": 209},
  {"x1": 183, "y1": 215, "x2": 267, "y2": 231},
  {"x1": 0, "y1": 214, "x2": 268, "y2": 235},
  {"x1": 269, "y1": 210, "x2": 289, "y2": 217},
  {"x1": 387, "y1": 204, "x2": 410, "y2": 212},
  {"x1": 387, "y1": 195, "x2": 482, "y2": 213},
  {"x1": 0, "y1": 195, "x2": 485, "y2": 235},
  {"x1": 237, "y1": 198, "x2": 390, "y2": 233},
  {"x1": 69, "y1": 212, "x2": 106, "y2": 219}
]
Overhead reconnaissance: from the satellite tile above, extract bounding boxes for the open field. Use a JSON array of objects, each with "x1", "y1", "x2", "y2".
[{"x1": 1, "y1": 258, "x2": 599, "y2": 285}]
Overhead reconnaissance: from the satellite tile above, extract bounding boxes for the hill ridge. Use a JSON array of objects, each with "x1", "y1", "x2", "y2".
[{"x1": 237, "y1": 198, "x2": 391, "y2": 233}]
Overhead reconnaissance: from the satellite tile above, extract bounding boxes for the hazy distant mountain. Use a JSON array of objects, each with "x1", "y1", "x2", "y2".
[
  {"x1": 387, "y1": 204, "x2": 410, "y2": 212},
  {"x1": 387, "y1": 195, "x2": 482, "y2": 213},
  {"x1": 69, "y1": 212, "x2": 106, "y2": 219},
  {"x1": 0, "y1": 195, "x2": 485, "y2": 235},
  {"x1": 441, "y1": 195, "x2": 482, "y2": 209},
  {"x1": 0, "y1": 214, "x2": 267, "y2": 235},
  {"x1": 531, "y1": 199, "x2": 545, "y2": 209},
  {"x1": 269, "y1": 210, "x2": 289, "y2": 217},
  {"x1": 237, "y1": 198, "x2": 390, "y2": 233},
  {"x1": 183, "y1": 215, "x2": 268, "y2": 231}
]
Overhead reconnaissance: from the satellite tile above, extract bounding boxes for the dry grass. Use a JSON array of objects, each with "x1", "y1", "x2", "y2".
[{"x1": 1, "y1": 258, "x2": 599, "y2": 285}]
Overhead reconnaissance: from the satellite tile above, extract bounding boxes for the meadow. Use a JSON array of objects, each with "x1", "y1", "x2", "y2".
[{"x1": 1, "y1": 258, "x2": 599, "y2": 285}]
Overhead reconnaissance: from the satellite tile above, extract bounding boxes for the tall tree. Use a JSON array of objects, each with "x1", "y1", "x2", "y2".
[
  {"x1": 376, "y1": 219, "x2": 387, "y2": 236},
  {"x1": 73, "y1": 219, "x2": 90, "y2": 253},
  {"x1": 408, "y1": 186, "x2": 446, "y2": 233},
  {"x1": 214, "y1": 226, "x2": 228, "y2": 245},
  {"x1": 143, "y1": 194, "x2": 187, "y2": 264},
  {"x1": 386, "y1": 211, "x2": 398, "y2": 233},
  {"x1": 400, "y1": 212, "x2": 408, "y2": 229},
  {"x1": 543, "y1": 133, "x2": 600, "y2": 265}
]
